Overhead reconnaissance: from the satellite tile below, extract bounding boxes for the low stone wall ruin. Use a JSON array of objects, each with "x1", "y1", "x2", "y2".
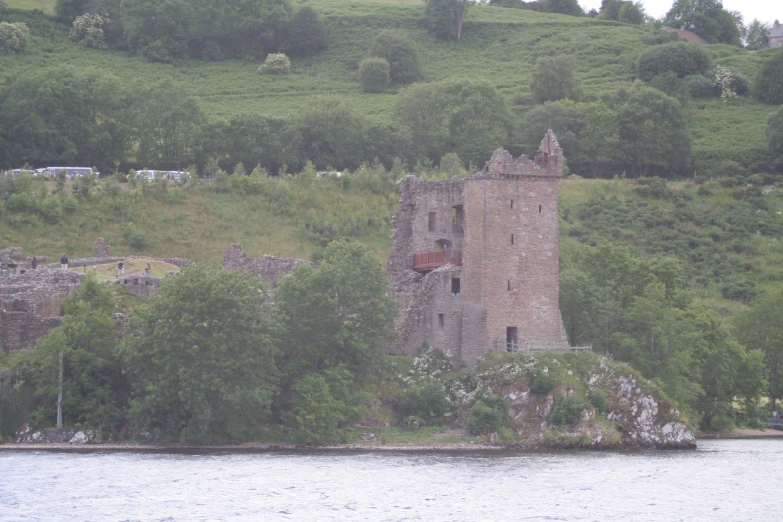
[{"x1": 222, "y1": 243, "x2": 310, "y2": 289}]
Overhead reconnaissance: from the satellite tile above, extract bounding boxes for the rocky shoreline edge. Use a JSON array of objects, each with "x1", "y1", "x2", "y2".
[{"x1": 0, "y1": 440, "x2": 698, "y2": 452}]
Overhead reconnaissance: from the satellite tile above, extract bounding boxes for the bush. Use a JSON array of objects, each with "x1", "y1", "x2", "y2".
[
  {"x1": 549, "y1": 393, "x2": 587, "y2": 427},
  {"x1": 359, "y1": 57, "x2": 391, "y2": 93},
  {"x1": 123, "y1": 222, "x2": 147, "y2": 251},
  {"x1": 588, "y1": 389, "x2": 609, "y2": 412},
  {"x1": 637, "y1": 42, "x2": 711, "y2": 82},
  {"x1": 38, "y1": 198, "x2": 64, "y2": 224},
  {"x1": 755, "y1": 50, "x2": 783, "y2": 105},
  {"x1": 0, "y1": 22, "x2": 30, "y2": 54},
  {"x1": 5, "y1": 193, "x2": 36, "y2": 213},
  {"x1": 398, "y1": 379, "x2": 450, "y2": 418},
  {"x1": 286, "y1": 7, "x2": 327, "y2": 58},
  {"x1": 70, "y1": 13, "x2": 110, "y2": 50},
  {"x1": 467, "y1": 396, "x2": 508, "y2": 435},
  {"x1": 283, "y1": 367, "x2": 363, "y2": 445},
  {"x1": 682, "y1": 74, "x2": 716, "y2": 98},
  {"x1": 529, "y1": 367, "x2": 556, "y2": 394},
  {"x1": 259, "y1": 53, "x2": 291, "y2": 75},
  {"x1": 369, "y1": 31, "x2": 422, "y2": 85}
]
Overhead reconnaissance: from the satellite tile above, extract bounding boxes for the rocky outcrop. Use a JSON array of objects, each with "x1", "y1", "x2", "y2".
[
  {"x1": 447, "y1": 353, "x2": 696, "y2": 449},
  {"x1": 15, "y1": 424, "x2": 102, "y2": 444},
  {"x1": 222, "y1": 243, "x2": 310, "y2": 289}
]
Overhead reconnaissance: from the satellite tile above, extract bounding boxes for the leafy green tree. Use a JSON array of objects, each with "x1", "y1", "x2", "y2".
[
  {"x1": 515, "y1": 102, "x2": 584, "y2": 161},
  {"x1": 0, "y1": 66, "x2": 134, "y2": 172},
  {"x1": 767, "y1": 105, "x2": 783, "y2": 162},
  {"x1": 121, "y1": 0, "x2": 194, "y2": 62},
  {"x1": 616, "y1": 83, "x2": 691, "y2": 176},
  {"x1": 559, "y1": 268, "x2": 607, "y2": 347},
  {"x1": 287, "y1": 98, "x2": 369, "y2": 171},
  {"x1": 136, "y1": 82, "x2": 206, "y2": 170},
  {"x1": 735, "y1": 291, "x2": 783, "y2": 410},
  {"x1": 663, "y1": 0, "x2": 741, "y2": 45},
  {"x1": 396, "y1": 79, "x2": 511, "y2": 166},
  {"x1": 636, "y1": 42, "x2": 711, "y2": 82},
  {"x1": 0, "y1": 22, "x2": 29, "y2": 54},
  {"x1": 576, "y1": 100, "x2": 621, "y2": 177},
  {"x1": 618, "y1": 1, "x2": 644, "y2": 24},
  {"x1": 70, "y1": 13, "x2": 111, "y2": 49},
  {"x1": 206, "y1": 114, "x2": 290, "y2": 176},
  {"x1": 56, "y1": 0, "x2": 89, "y2": 21},
  {"x1": 118, "y1": 266, "x2": 279, "y2": 443},
  {"x1": 283, "y1": 366, "x2": 364, "y2": 444},
  {"x1": 530, "y1": 55, "x2": 580, "y2": 103},
  {"x1": 286, "y1": 6, "x2": 327, "y2": 57},
  {"x1": 743, "y1": 19, "x2": 770, "y2": 50},
  {"x1": 369, "y1": 30, "x2": 422, "y2": 85},
  {"x1": 426, "y1": 0, "x2": 471, "y2": 40},
  {"x1": 359, "y1": 57, "x2": 391, "y2": 93},
  {"x1": 274, "y1": 240, "x2": 397, "y2": 389},
  {"x1": 754, "y1": 49, "x2": 783, "y2": 105},
  {"x1": 543, "y1": 0, "x2": 583, "y2": 16},
  {"x1": 10, "y1": 278, "x2": 128, "y2": 434}
]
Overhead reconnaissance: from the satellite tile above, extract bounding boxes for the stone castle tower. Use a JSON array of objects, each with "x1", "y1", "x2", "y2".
[{"x1": 387, "y1": 131, "x2": 570, "y2": 367}]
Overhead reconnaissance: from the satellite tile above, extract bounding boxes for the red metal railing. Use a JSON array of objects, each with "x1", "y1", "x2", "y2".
[{"x1": 412, "y1": 250, "x2": 462, "y2": 271}]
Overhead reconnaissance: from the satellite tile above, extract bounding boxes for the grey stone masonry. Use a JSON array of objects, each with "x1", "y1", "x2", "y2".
[{"x1": 387, "y1": 131, "x2": 571, "y2": 367}]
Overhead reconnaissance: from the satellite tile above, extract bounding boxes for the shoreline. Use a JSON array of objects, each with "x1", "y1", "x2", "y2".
[
  {"x1": 696, "y1": 428, "x2": 783, "y2": 439},
  {"x1": 0, "y1": 440, "x2": 698, "y2": 453}
]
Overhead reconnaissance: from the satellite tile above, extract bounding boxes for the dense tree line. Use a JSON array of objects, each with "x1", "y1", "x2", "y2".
[
  {"x1": 55, "y1": 0, "x2": 324, "y2": 62},
  {"x1": 1, "y1": 240, "x2": 397, "y2": 443}
]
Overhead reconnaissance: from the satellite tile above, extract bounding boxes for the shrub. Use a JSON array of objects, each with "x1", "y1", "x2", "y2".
[
  {"x1": 70, "y1": 13, "x2": 111, "y2": 50},
  {"x1": 549, "y1": 393, "x2": 587, "y2": 427},
  {"x1": 398, "y1": 379, "x2": 450, "y2": 418},
  {"x1": 682, "y1": 75, "x2": 716, "y2": 98},
  {"x1": 283, "y1": 368, "x2": 363, "y2": 444},
  {"x1": 5, "y1": 193, "x2": 36, "y2": 213},
  {"x1": 637, "y1": 42, "x2": 711, "y2": 82},
  {"x1": 529, "y1": 367, "x2": 556, "y2": 394},
  {"x1": 467, "y1": 396, "x2": 509, "y2": 435},
  {"x1": 0, "y1": 22, "x2": 30, "y2": 54},
  {"x1": 259, "y1": 53, "x2": 291, "y2": 75},
  {"x1": 369, "y1": 31, "x2": 422, "y2": 85},
  {"x1": 38, "y1": 198, "x2": 63, "y2": 224},
  {"x1": 359, "y1": 58, "x2": 390, "y2": 93},
  {"x1": 286, "y1": 7, "x2": 327, "y2": 57},
  {"x1": 123, "y1": 222, "x2": 147, "y2": 251},
  {"x1": 754, "y1": 49, "x2": 783, "y2": 104},
  {"x1": 588, "y1": 389, "x2": 609, "y2": 412}
]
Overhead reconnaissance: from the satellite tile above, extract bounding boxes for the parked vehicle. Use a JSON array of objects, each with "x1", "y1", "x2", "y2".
[
  {"x1": 35, "y1": 167, "x2": 97, "y2": 179},
  {"x1": 130, "y1": 170, "x2": 189, "y2": 183}
]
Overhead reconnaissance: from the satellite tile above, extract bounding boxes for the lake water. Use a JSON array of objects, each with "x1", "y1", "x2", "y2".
[{"x1": 1, "y1": 439, "x2": 781, "y2": 521}]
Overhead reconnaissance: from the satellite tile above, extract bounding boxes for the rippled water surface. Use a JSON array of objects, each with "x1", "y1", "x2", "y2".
[{"x1": 1, "y1": 439, "x2": 782, "y2": 521}]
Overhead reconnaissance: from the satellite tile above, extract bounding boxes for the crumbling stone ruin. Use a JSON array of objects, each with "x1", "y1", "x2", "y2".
[
  {"x1": 1, "y1": 269, "x2": 85, "y2": 353},
  {"x1": 1, "y1": 244, "x2": 194, "y2": 355},
  {"x1": 222, "y1": 243, "x2": 310, "y2": 289},
  {"x1": 387, "y1": 131, "x2": 575, "y2": 367},
  {"x1": 93, "y1": 237, "x2": 110, "y2": 258}
]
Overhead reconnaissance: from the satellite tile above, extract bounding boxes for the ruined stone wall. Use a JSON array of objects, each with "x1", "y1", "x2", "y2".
[
  {"x1": 107, "y1": 276, "x2": 162, "y2": 300},
  {"x1": 0, "y1": 270, "x2": 85, "y2": 353},
  {"x1": 222, "y1": 243, "x2": 310, "y2": 289},
  {"x1": 387, "y1": 132, "x2": 570, "y2": 366}
]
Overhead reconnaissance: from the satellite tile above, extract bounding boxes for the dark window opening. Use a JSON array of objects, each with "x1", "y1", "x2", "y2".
[
  {"x1": 511, "y1": 199, "x2": 514, "y2": 209},
  {"x1": 428, "y1": 212, "x2": 436, "y2": 232},
  {"x1": 452, "y1": 277, "x2": 461, "y2": 295},
  {"x1": 506, "y1": 327, "x2": 518, "y2": 352},
  {"x1": 452, "y1": 205, "x2": 464, "y2": 232},
  {"x1": 539, "y1": 204, "x2": 542, "y2": 213},
  {"x1": 439, "y1": 313, "x2": 444, "y2": 328},
  {"x1": 508, "y1": 279, "x2": 512, "y2": 291},
  {"x1": 511, "y1": 234, "x2": 514, "y2": 245}
]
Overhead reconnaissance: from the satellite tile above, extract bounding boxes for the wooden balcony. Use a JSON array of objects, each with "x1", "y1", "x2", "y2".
[{"x1": 412, "y1": 250, "x2": 462, "y2": 272}]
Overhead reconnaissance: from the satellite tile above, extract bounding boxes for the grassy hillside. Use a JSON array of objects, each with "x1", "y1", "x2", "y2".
[{"x1": 1, "y1": 1, "x2": 778, "y2": 175}]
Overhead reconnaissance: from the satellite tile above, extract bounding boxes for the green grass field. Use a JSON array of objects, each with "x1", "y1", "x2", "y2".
[
  {"x1": 4, "y1": 0, "x2": 54, "y2": 14},
  {"x1": 2, "y1": 1, "x2": 778, "y2": 174}
]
